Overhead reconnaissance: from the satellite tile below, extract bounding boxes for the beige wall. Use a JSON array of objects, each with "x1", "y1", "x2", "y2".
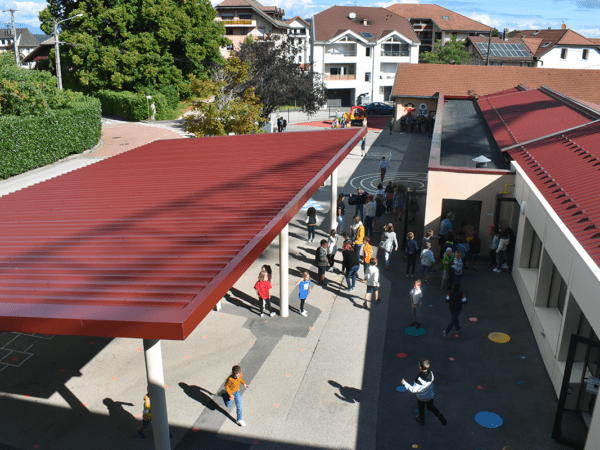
[
  {"x1": 424, "y1": 170, "x2": 515, "y2": 253},
  {"x1": 394, "y1": 97, "x2": 437, "y2": 126}
]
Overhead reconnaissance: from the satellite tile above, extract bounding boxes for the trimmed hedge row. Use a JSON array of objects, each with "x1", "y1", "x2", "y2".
[
  {"x1": 0, "y1": 97, "x2": 102, "y2": 179},
  {"x1": 96, "y1": 90, "x2": 174, "y2": 120}
]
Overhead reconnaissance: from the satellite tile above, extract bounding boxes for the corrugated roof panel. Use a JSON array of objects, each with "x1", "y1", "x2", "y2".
[
  {"x1": 508, "y1": 122, "x2": 600, "y2": 268},
  {"x1": 0, "y1": 128, "x2": 366, "y2": 340}
]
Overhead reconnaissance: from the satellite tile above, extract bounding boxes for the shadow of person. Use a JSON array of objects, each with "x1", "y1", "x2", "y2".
[
  {"x1": 225, "y1": 288, "x2": 260, "y2": 314},
  {"x1": 328, "y1": 380, "x2": 363, "y2": 404},
  {"x1": 178, "y1": 383, "x2": 236, "y2": 423},
  {"x1": 103, "y1": 398, "x2": 139, "y2": 437}
]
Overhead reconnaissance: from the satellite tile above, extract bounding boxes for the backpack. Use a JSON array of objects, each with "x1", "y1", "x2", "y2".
[
  {"x1": 375, "y1": 203, "x2": 385, "y2": 217},
  {"x1": 405, "y1": 239, "x2": 417, "y2": 255}
]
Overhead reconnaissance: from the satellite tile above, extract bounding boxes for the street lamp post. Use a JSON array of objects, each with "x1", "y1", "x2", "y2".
[{"x1": 53, "y1": 13, "x2": 83, "y2": 90}]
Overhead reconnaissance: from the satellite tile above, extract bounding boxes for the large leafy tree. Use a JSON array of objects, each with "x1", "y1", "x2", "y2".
[
  {"x1": 420, "y1": 35, "x2": 472, "y2": 65},
  {"x1": 184, "y1": 56, "x2": 263, "y2": 136},
  {"x1": 38, "y1": 0, "x2": 228, "y2": 96},
  {"x1": 234, "y1": 35, "x2": 327, "y2": 120}
]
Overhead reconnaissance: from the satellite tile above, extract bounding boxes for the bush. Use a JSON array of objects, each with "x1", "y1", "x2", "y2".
[
  {"x1": 0, "y1": 96, "x2": 101, "y2": 179},
  {"x1": 96, "y1": 90, "x2": 171, "y2": 120}
]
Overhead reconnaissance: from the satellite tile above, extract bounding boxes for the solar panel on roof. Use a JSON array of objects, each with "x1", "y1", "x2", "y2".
[
  {"x1": 475, "y1": 42, "x2": 530, "y2": 58},
  {"x1": 360, "y1": 32, "x2": 374, "y2": 39}
]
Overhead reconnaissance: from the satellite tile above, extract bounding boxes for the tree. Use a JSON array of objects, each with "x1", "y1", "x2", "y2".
[
  {"x1": 38, "y1": 0, "x2": 228, "y2": 97},
  {"x1": 184, "y1": 56, "x2": 263, "y2": 137},
  {"x1": 420, "y1": 35, "x2": 472, "y2": 65},
  {"x1": 491, "y1": 28, "x2": 500, "y2": 37},
  {"x1": 234, "y1": 34, "x2": 327, "y2": 120}
]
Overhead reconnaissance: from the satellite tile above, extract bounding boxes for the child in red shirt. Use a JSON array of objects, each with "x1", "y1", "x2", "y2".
[{"x1": 255, "y1": 272, "x2": 275, "y2": 317}]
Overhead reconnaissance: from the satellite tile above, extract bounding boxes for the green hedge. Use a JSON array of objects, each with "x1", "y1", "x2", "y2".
[
  {"x1": 0, "y1": 97, "x2": 102, "y2": 179},
  {"x1": 96, "y1": 90, "x2": 172, "y2": 120}
]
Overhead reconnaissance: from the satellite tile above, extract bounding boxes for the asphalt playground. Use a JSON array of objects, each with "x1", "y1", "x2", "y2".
[{"x1": 0, "y1": 119, "x2": 569, "y2": 450}]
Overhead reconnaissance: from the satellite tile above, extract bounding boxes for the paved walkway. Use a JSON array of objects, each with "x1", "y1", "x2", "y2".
[{"x1": 0, "y1": 125, "x2": 568, "y2": 450}]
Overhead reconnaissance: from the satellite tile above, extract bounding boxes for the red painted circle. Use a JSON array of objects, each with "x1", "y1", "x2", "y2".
[
  {"x1": 449, "y1": 357, "x2": 455, "y2": 361},
  {"x1": 477, "y1": 385, "x2": 483, "y2": 390},
  {"x1": 397, "y1": 353, "x2": 407, "y2": 358}
]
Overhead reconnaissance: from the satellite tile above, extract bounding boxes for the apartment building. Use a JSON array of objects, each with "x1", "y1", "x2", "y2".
[{"x1": 286, "y1": 16, "x2": 310, "y2": 66}]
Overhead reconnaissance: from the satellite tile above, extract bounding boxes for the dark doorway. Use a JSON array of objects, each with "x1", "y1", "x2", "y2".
[
  {"x1": 327, "y1": 89, "x2": 354, "y2": 107},
  {"x1": 440, "y1": 199, "x2": 482, "y2": 235},
  {"x1": 553, "y1": 321, "x2": 600, "y2": 449}
]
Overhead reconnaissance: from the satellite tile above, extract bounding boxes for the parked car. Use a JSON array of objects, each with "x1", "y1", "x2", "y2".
[{"x1": 364, "y1": 102, "x2": 394, "y2": 116}]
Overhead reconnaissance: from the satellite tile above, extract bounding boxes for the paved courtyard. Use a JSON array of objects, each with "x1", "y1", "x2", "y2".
[{"x1": 0, "y1": 123, "x2": 569, "y2": 450}]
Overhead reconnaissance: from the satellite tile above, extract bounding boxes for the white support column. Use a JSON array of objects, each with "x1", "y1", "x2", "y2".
[
  {"x1": 279, "y1": 224, "x2": 289, "y2": 318},
  {"x1": 143, "y1": 339, "x2": 171, "y2": 450},
  {"x1": 330, "y1": 168, "x2": 338, "y2": 231}
]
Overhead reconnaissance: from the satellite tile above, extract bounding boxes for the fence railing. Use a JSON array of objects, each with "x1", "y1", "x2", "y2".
[
  {"x1": 380, "y1": 51, "x2": 410, "y2": 57},
  {"x1": 324, "y1": 74, "x2": 356, "y2": 81}
]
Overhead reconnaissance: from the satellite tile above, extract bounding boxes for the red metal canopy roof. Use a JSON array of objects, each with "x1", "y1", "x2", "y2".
[
  {"x1": 478, "y1": 88, "x2": 592, "y2": 149},
  {"x1": 507, "y1": 121, "x2": 600, "y2": 267},
  {"x1": 0, "y1": 128, "x2": 366, "y2": 340}
]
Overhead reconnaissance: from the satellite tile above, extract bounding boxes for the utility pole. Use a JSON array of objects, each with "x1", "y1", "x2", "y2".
[
  {"x1": 486, "y1": 29, "x2": 492, "y2": 66},
  {"x1": 53, "y1": 20, "x2": 62, "y2": 90},
  {"x1": 2, "y1": 8, "x2": 19, "y2": 65}
]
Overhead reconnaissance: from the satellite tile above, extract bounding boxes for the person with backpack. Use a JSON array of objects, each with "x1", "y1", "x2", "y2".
[
  {"x1": 419, "y1": 242, "x2": 435, "y2": 284},
  {"x1": 405, "y1": 231, "x2": 418, "y2": 278},
  {"x1": 348, "y1": 188, "x2": 367, "y2": 222},
  {"x1": 443, "y1": 282, "x2": 467, "y2": 338},
  {"x1": 305, "y1": 206, "x2": 319, "y2": 243}
]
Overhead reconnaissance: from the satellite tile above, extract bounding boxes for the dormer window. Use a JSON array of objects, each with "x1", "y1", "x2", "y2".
[
  {"x1": 540, "y1": 41, "x2": 551, "y2": 48},
  {"x1": 532, "y1": 30, "x2": 541, "y2": 36}
]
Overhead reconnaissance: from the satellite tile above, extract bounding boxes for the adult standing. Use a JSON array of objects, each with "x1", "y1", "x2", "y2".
[
  {"x1": 389, "y1": 117, "x2": 394, "y2": 135},
  {"x1": 351, "y1": 216, "x2": 365, "y2": 261},
  {"x1": 277, "y1": 117, "x2": 282, "y2": 133},
  {"x1": 393, "y1": 184, "x2": 406, "y2": 222},
  {"x1": 364, "y1": 195, "x2": 376, "y2": 237},
  {"x1": 443, "y1": 282, "x2": 467, "y2": 338},
  {"x1": 315, "y1": 239, "x2": 329, "y2": 285},
  {"x1": 438, "y1": 212, "x2": 454, "y2": 259},
  {"x1": 405, "y1": 231, "x2": 418, "y2": 278},
  {"x1": 353, "y1": 188, "x2": 366, "y2": 222},
  {"x1": 380, "y1": 223, "x2": 398, "y2": 269},
  {"x1": 385, "y1": 181, "x2": 394, "y2": 213},
  {"x1": 337, "y1": 193, "x2": 346, "y2": 232},
  {"x1": 342, "y1": 242, "x2": 360, "y2": 293},
  {"x1": 380, "y1": 157, "x2": 391, "y2": 182},
  {"x1": 401, "y1": 359, "x2": 447, "y2": 426}
]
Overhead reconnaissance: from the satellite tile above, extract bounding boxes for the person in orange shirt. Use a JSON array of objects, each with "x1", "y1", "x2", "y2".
[
  {"x1": 362, "y1": 236, "x2": 372, "y2": 282},
  {"x1": 223, "y1": 365, "x2": 250, "y2": 427}
]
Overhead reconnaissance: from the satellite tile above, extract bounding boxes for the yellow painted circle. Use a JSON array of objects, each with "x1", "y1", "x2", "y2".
[
  {"x1": 412, "y1": 446, "x2": 419, "y2": 449},
  {"x1": 488, "y1": 332, "x2": 511, "y2": 343}
]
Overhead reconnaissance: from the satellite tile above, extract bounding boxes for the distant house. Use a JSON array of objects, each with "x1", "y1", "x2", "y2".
[
  {"x1": 467, "y1": 35, "x2": 535, "y2": 67},
  {"x1": 286, "y1": 16, "x2": 310, "y2": 66},
  {"x1": 386, "y1": 3, "x2": 491, "y2": 54},
  {"x1": 22, "y1": 37, "x2": 55, "y2": 68},
  {"x1": 0, "y1": 28, "x2": 48, "y2": 65},
  {"x1": 214, "y1": 0, "x2": 289, "y2": 57},
  {"x1": 312, "y1": 6, "x2": 419, "y2": 106},
  {"x1": 508, "y1": 26, "x2": 600, "y2": 69}
]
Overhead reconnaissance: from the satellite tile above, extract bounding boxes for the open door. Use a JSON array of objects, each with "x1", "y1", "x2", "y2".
[{"x1": 553, "y1": 332, "x2": 600, "y2": 449}]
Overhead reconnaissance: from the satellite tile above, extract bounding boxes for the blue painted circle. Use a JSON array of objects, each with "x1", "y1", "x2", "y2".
[
  {"x1": 517, "y1": 381, "x2": 524, "y2": 385},
  {"x1": 396, "y1": 385, "x2": 407, "y2": 393},
  {"x1": 475, "y1": 411, "x2": 503, "y2": 428},
  {"x1": 429, "y1": 304, "x2": 433, "y2": 307},
  {"x1": 405, "y1": 326, "x2": 426, "y2": 336},
  {"x1": 520, "y1": 356, "x2": 526, "y2": 359}
]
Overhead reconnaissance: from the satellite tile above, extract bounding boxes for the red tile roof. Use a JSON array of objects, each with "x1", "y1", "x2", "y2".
[
  {"x1": 286, "y1": 16, "x2": 310, "y2": 27},
  {"x1": 508, "y1": 29, "x2": 597, "y2": 57},
  {"x1": 0, "y1": 128, "x2": 366, "y2": 340},
  {"x1": 313, "y1": 6, "x2": 418, "y2": 43},
  {"x1": 507, "y1": 121, "x2": 600, "y2": 268},
  {"x1": 477, "y1": 89, "x2": 592, "y2": 149},
  {"x1": 589, "y1": 38, "x2": 600, "y2": 46},
  {"x1": 392, "y1": 64, "x2": 600, "y2": 104},
  {"x1": 387, "y1": 3, "x2": 491, "y2": 32}
]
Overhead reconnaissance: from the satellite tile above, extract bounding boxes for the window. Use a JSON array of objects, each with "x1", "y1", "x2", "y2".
[
  {"x1": 239, "y1": 13, "x2": 251, "y2": 20},
  {"x1": 239, "y1": 28, "x2": 248, "y2": 35},
  {"x1": 226, "y1": 28, "x2": 234, "y2": 35},
  {"x1": 528, "y1": 229, "x2": 542, "y2": 268},
  {"x1": 548, "y1": 265, "x2": 568, "y2": 315},
  {"x1": 583, "y1": 49, "x2": 589, "y2": 60},
  {"x1": 442, "y1": 15, "x2": 449, "y2": 19},
  {"x1": 298, "y1": 55, "x2": 302, "y2": 63},
  {"x1": 365, "y1": 72, "x2": 371, "y2": 82},
  {"x1": 366, "y1": 47, "x2": 371, "y2": 57},
  {"x1": 221, "y1": 13, "x2": 233, "y2": 20},
  {"x1": 561, "y1": 48, "x2": 568, "y2": 59}
]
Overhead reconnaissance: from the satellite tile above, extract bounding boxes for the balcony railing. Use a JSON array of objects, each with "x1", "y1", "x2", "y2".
[
  {"x1": 216, "y1": 19, "x2": 256, "y2": 27},
  {"x1": 324, "y1": 74, "x2": 356, "y2": 81},
  {"x1": 326, "y1": 51, "x2": 357, "y2": 57},
  {"x1": 380, "y1": 51, "x2": 410, "y2": 57}
]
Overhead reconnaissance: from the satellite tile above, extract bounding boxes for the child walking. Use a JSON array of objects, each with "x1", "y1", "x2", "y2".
[
  {"x1": 223, "y1": 365, "x2": 250, "y2": 427},
  {"x1": 254, "y1": 272, "x2": 275, "y2": 317},
  {"x1": 363, "y1": 258, "x2": 379, "y2": 309},
  {"x1": 306, "y1": 206, "x2": 319, "y2": 243},
  {"x1": 362, "y1": 236, "x2": 372, "y2": 282},
  {"x1": 410, "y1": 279, "x2": 423, "y2": 328},
  {"x1": 292, "y1": 272, "x2": 312, "y2": 316},
  {"x1": 136, "y1": 392, "x2": 152, "y2": 440},
  {"x1": 405, "y1": 232, "x2": 418, "y2": 278},
  {"x1": 326, "y1": 229, "x2": 338, "y2": 272},
  {"x1": 401, "y1": 359, "x2": 447, "y2": 426},
  {"x1": 440, "y1": 248, "x2": 454, "y2": 290}
]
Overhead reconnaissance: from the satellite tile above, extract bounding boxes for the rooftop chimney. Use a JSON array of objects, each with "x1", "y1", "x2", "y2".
[
  {"x1": 363, "y1": 18, "x2": 368, "y2": 26},
  {"x1": 503, "y1": 28, "x2": 509, "y2": 41},
  {"x1": 561, "y1": 22, "x2": 567, "y2": 30}
]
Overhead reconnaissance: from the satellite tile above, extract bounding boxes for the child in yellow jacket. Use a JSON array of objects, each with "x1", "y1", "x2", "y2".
[
  {"x1": 223, "y1": 365, "x2": 250, "y2": 426},
  {"x1": 362, "y1": 236, "x2": 372, "y2": 281}
]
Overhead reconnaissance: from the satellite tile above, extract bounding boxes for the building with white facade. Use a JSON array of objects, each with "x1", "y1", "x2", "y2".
[
  {"x1": 286, "y1": 16, "x2": 310, "y2": 67},
  {"x1": 214, "y1": 0, "x2": 289, "y2": 58},
  {"x1": 312, "y1": 6, "x2": 419, "y2": 106},
  {"x1": 0, "y1": 28, "x2": 46, "y2": 65},
  {"x1": 509, "y1": 26, "x2": 600, "y2": 69}
]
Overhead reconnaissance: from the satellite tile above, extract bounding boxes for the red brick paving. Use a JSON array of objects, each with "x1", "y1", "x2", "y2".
[{"x1": 90, "y1": 123, "x2": 184, "y2": 158}]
